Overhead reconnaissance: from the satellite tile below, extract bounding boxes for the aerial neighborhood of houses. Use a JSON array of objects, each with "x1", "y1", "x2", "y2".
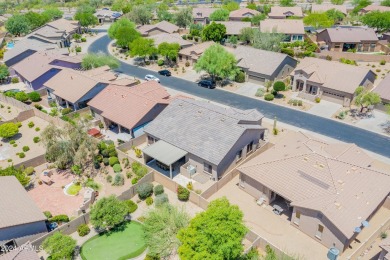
[{"x1": 1, "y1": 0, "x2": 390, "y2": 260}]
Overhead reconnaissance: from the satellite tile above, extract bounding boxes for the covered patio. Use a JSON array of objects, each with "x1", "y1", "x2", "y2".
[{"x1": 143, "y1": 140, "x2": 188, "y2": 179}]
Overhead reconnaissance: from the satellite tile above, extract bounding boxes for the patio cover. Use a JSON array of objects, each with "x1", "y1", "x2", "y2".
[{"x1": 143, "y1": 140, "x2": 187, "y2": 166}]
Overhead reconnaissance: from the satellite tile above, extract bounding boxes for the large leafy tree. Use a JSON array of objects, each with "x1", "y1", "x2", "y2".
[
  {"x1": 0, "y1": 65, "x2": 9, "y2": 81},
  {"x1": 108, "y1": 18, "x2": 136, "y2": 39},
  {"x1": 0, "y1": 122, "x2": 19, "y2": 139},
  {"x1": 175, "y1": 7, "x2": 193, "y2": 28},
  {"x1": 158, "y1": 42, "x2": 180, "y2": 65},
  {"x1": 24, "y1": 12, "x2": 49, "y2": 30},
  {"x1": 303, "y1": 12, "x2": 334, "y2": 29},
  {"x1": 202, "y1": 22, "x2": 226, "y2": 42},
  {"x1": 42, "y1": 232, "x2": 76, "y2": 260},
  {"x1": 331, "y1": 0, "x2": 345, "y2": 4},
  {"x1": 81, "y1": 53, "x2": 120, "y2": 70},
  {"x1": 0, "y1": 166, "x2": 30, "y2": 186},
  {"x1": 116, "y1": 26, "x2": 140, "y2": 48},
  {"x1": 130, "y1": 37, "x2": 157, "y2": 62},
  {"x1": 5, "y1": 14, "x2": 30, "y2": 36},
  {"x1": 325, "y1": 9, "x2": 345, "y2": 23},
  {"x1": 126, "y1": 5, "x2": 153, "y2": 25},
  {"x1": 194, "y1": 44, "x2": 239, "y2": 82},
  {"x1": 251, "y1": 13, "x2": 266, "y2": 26},
  {"x1": 143, "y1": 204, "x2": 189, "y2": 258},
  {"x1": 42, "y1": 7, "x2": 64, "y2": 21},
  {"x1": 74, "y1": 6, "x2": 98, "y2": 31},
  {"x1": 112, "y1": 0, "x2": 132, "y2": 13},
  {"x1": 90, "y1": 195, "x2": 128, "y2": 229},
  {"x1": 280, "y1": 0, "x2": 296, "y2": 6},
  {"x1": 210, "y1": 9, "x2": 230, "y2": 21},
  {"x1": 223, "y1": 0, "x2": 240, "y2": 11},
  {"x1": 251, "y1": 30, "x2": 285, "y2": 52},
  {"x1": 361, "y1": 11, "x2": 390, "y2": 32},
  {"x1": 382, "y1": 0, "x2": 390, "y2": 6},
  {"x1": 352, "y1": 0, "x2": 372, "y2": 14},
  {"x1": 178, "y1": 198, "x2": 247, "y2": 259},
  {"x1": 354, "y1": 86, "x2": 382, "y2": 112}
]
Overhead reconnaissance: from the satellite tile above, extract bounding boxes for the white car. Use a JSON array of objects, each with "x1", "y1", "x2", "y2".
[{"x1": 145, "y1": 74, "x2": 160, "y2": 83}]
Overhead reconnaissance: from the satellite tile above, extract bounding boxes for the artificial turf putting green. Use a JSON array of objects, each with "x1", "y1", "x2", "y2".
[
  {"x1": 66, "y1": 183, "x2": 81, "y2": 195},
  {"x1": 80, "y1": 221, "x2": 146, "y2": 260}
]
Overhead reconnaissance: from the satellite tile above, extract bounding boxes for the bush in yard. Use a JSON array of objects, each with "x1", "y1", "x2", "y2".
[
  {"x1": 264, "y1": 93, "x2": 274, "y2": 101},
  {"x1": 154, "y1": 184, "x2": 164, "y2": 196},
  {"x1": 255, "y1": 88, "x2": 264, "y2": 97},
  {"x1": 33, "y1": 136, "x2": 40, "y2": 143},
  {"x1": 28, "y1": 91, "x2": 41, "y2": 102},
  {"x1": 28, "y1": 121, "x2": 34, "y2": 128},
  {"x1": 185, "y1": 61, "x2": 190, "y2": 67},
  {"x1": 61, "y1": 108, "x2": 72, "y2": 115},
  {"x1": 15, "y1": 122, "x2": 22, "y2": 128},
  {"x1": 15, "y1": 92, "x2": 28, "y2": 102},
  {"x1": 35, "y1": 127, "x2": 40, "y2": 132},
  {"x1": 43, "y1": 211, "x2": 52, "y2": 218},
  {"x1": 146, "y1": 196, "x2": 153, "y2": 206},
  {"x1": 380, "y1": 60, "x2": 386, "y2": 65},
  {"x1": 81, "y1": 37, "x2": 86, "y2": 42},
  {"x1": 177, "y1": 185, "x2": 190, "y2": 201},
  {"x1": 77, "y1": 224, "x2": 90, "y2": 237},
  {"x1": 126, "y1": 171, "x2": 132, "y2": 179},
  {"x1": 132, "y1": 178, "x2": 138, "y2": 185},
  {"x1": 22, "y1": 146, "x2": 30, "y2": 152},
  {"x1": 49, "y1": 214, "x2": 69, "y2": 223},
  {"x1": 315, "y1": 97, "x2": 321, "y2": 103},
  {"x1": 113, "y1": 164, "x2": 122, "y2": 173},
  {"x1": 106, "y1": 175, "x2": 113, "y2": 183},
  {"x1": 18, "y1": 152, "x2": 25, "y2": 158},
  {"x1": 75, "y1": 46, "x2": 82, "y2": 52},
  {"x1": 273, "y1": 81, "x2": 286, "y2": 93},
  {"x1": 0, "y1": 122, "x2": 19, "y2": 139},
  {"x1": 157, "y1": 59, "x2": 164, "y2": 66},
  {"x1": 10, "y1": 140, "x2": 15, "y2": 144},
  {"x1": 42, "y1": 232, "x2": 76, "y2": 260},
  {"x1": 112, "y1": 173, "x2": 124, "y2": 186},
  {"x1": 102, "y1": 158, "x2": 109, "y2": 166},
  {"x1": 234, "y1": 71, "x2": 245, "y2": 83},
  {"x1": 23, "y1": 166, "x2": 35, "y2": 175},
  {"x1": 124, "y1": 200, "x2": 138, "y2": 213},
  {"x1": 187, "y1": 182, "x2": 193, "y2": 190},
  {"x1": 155, "y1": 193, "x2": 169, "y2": 207},
  {"x1": 11, "y1": 77, "x2": 19, "y2": 83},
  {"x1": 109, "y1": 156, "x2": 119, "y2": 167},
  {"x1": 281, "y1": 48, "x2": 294, "y2": 57},
  {"x1": 137, "y1": 182, "x2": 154, "y2": 200}
]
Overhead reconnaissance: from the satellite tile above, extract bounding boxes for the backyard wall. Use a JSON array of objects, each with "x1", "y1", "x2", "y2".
[{"x1": 316, "y1": 51, "x2": 390, "y2": 62}]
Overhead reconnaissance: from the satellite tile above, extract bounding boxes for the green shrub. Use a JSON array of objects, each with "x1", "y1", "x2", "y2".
[
  {"x1": 182, "y1": 34, "x2": 187, "y2": 40},
  {"x1": 61, "y1": 108, "x2": 72, "y2": 115},
  {"x1": 281, "y1": 48, "x2": 294, "y2": 57},
  {"x1": 131, "y1": 178, "x2": 138, "y2": 185},
  {"x1": 380, "y1": 60, "x2": 386, "y2": 65},
  {"x1": 155, "y1": 193, "x2": 169, "y2": 207},
  {"x1": 187, "y1": 182, "x2": 193, "y2": 190},
  {"x1": 81, "y1": 37, "x2": 87, "y2": 42},
  {"x1": 124, "y1": 200, "x2": 138, "y2": 213},
  {"x1": 77, "y1": 224, "x2": 90, "y2": 236},
  {"x1": 49, "y1": 214, "x2": 69, "y2": 223},
  {"x1": 23, "y1": 166, "x2": 35, "y2": 175},
  {"x1": 22, "y1": 146, "x2": 30, "y2": 152},
  {"x1": 33, "y1": 136, "x2": 40, "y2": 143},
  {"x1": 137, "y1": 182, "x2": 154, "y2": 200},
  {"x1": 315, "y1": 97, "x2": 321, "y2": 103},
  {"x1": 185, "y1": 61, "x2": 190, "y2": 67},
  {"x1": 177, "y1": 185, "x2": 190, "y2": 201},
  {"x1": 113, "y1": 164, "x2": 122, "y2": 173},
  {"x1": 126, "y1": 171, "x2": 132, "y2": 179},
  {"x1": 28, "y1": 121, "x2": 34, "y2": 128},
  {"x1": 75, "y1": 46, "x2": 82, "y2": 52},
  {"x1": 13, "y1": 144, "x2": 17, "y2": 147},
  {"x1": 106, "y1": 175, "x2": 113, "y2": 183},
  {"x1": 326, "y1": 55, "x2": 332, "y2": 61},
  {"x1": 146, "y1": 196, "x2": 153, "y2": 206},
  {"x1": 273, "y1": 128, "x2": 279, "y2": 135},
  {"x1": 157, "y1": 59, "x2": 164, "y2": 66},
  {"x1": 131, "y1": 162, "x2": 148, "y2": 178},
  {"x1": 273, "y1": 81, "x2": 286, "y2": 92},
  {"x1": 43, "y1": 211, "x2": 52, "y2": 218},
  {"x1": 112, "y1": 173, "x2": 124, "y2": 186},
  {"x1": 264, "y1": 93, "x2": 274, "y2": 101},
  {"x1": 153, "y1": 184, "x2": 164, "y2": 196},
  {"x1": 10, "y1": 140, "x2": 15, "y2": 144},
  {"x1": 28, "y1": 91, "x2": 41, "y2": 102},
  {"x1": 145, "y1": 61, "x2": 150, "y2": 65},
  {"x1": 381, "y1": 231, "x2": 388, "y2": 239},
  {"x1": 18, "y1": 152, "x2": 25, "y2": 158},
  {"x1": 15, "y1": 122, "x2": 22, "y2": 128},
  {"x1": 338, "y1": 111, "x2": 346, "y2": 120},
  {"x1": 234, "y1": 71, "x2": 246, "y2": 83},
  {"x1": 103, "y1": 158, "x2": 109, "y2": 166},
  {"x1": 11, "y1": 77, "x2": 19, "y2": 84},
  {"x1": 15, "y1": 92, "x2": 28, "y2": 102},
  {"x1": 109, "y1": 156, "x2": 119, "y2": 167},
  {"x1": 255, "y1": 88, "x2": 264, "y2": 97}
]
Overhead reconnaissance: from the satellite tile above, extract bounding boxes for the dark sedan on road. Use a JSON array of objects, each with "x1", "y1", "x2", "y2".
[
  {"x1": 198, "y1": 80, "x2": 215, "y2": 89},
  {"x1": 158, "y1": 70, "x2": 171, "y2": 77}
]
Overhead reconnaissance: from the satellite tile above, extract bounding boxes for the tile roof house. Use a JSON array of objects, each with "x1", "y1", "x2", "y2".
[
  {"x1": 148, "y1": 33, "x2": 193, "y2": 48},
  {"x1": 0, "y1": 242, "x2": 40, "y2": 260},
  {"x1": 88, "y1": 81, "x2": 172, "y2": 138},
  {"x1": 316, "y1": 27, "x2": 379, "y2": 52},
  {"x1": 0, "y1": 177, "x2": 48, "y2": 247},
  {"x1": 291, "y1": 57, "x2": 376, "y2": 106},
  {"x1": 192, "y1": 8, "x2": 217, "y2": 25},
  {"x1": 137, "y1": 21, "x2": 179, "y2": 36},
  {"x1": 216, "y1": 21, "x2": 251, "y2": 36},
  {"x1": 268, "y1": 6, "x2": 304, "y2": 19},
  {"x1": 260, "y1": 19, "x2": 305, "y2": 42},
  {"x1": 233, "y1": 45, "x2": 297, "y2": 83},
  {"x1": 44, "y1": 66, "x2": 137, "y2": 111},
  {"x1": 360, "y1": 4, "x2": 390, "y2": 14},
  {"x1": 143, "y1": 99, "x2": 266, "y2": 179},
  {"x1": 94, "y1": 9, "x2": 122, "y2": 24},
  {"x1": 311, "y1": 4, "x2": 348, "y2": 15},
  {"x1": 229, "y1": 8, "x2": 260, "y2": 21},
  {"x1": 238, "y1": 131, "x2": 390, "y2": 252},
  {"x1": 178, "y1": 41, "x2": 215, "y2": 64},
  {"x1": 373, "y1": 74, "x2": 390, "y2": 108},
  {"x1": 11, "y1": 50, "x2": 82, "y2": 90}
]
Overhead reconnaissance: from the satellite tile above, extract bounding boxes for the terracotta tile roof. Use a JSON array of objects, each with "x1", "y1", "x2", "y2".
[
  {"x1": 46, "y1": 18, "x2": 80, "y2": 33},
  {"x1": 361, "y1": 4, "x2": 390, "y2": 12},
  {"x1": 148, "y1": 33, "x2": 193, "y2": 47},
  {"x1": 320, "y1": 27, "x2": 378, "y2": 43},
  {"x1": 138, "y1": 21, "x2": 179, "y2": 35},
  {"x1": 260, "y1": 19, "x2": 305, "y2": 35},
  {"x1": 268, "y1": 6, "x2": 303, "y2": 18},
  {"x1": 239, "y1": 131, "x2": 390, "y2": 238},
  {"x1": 311, "y1": 4, "x2": 347, "y2": 15},
  {"x1": 87, "y1": 81, "x2": 171, "y2": 130},
  {"x1": 291, "y1": 57, "x2": 375, "y2": 94},
  {"x1": 178, "y1": 41, "x2": 215, "y2": 57},
  {"x1": 373, "y1": 74, "x2": 390, "y2": 102},
  {"x1": 192, "y1": 8, "x2": 217, "y2": 19},
  {"x1": 0, "y1": 177, "x2": 46, "y2": 229},
  {"x1": 229, "y1": 8, "x2": 260, "y2": 19},
  {"x1": 216, "y1": 21, "x2": 251, "y2": 35}
]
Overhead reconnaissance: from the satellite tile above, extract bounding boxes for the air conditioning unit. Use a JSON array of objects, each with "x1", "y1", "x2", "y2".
[{"x1": 187, "y1": 165, "x2": 196, "y2": 175}]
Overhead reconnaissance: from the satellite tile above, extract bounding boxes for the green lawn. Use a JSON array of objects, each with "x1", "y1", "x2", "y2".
[
  {"x1": 67, "y1": 183, "x2": 81, "y2": 195},
  {"x1": 80, "y1": 221, "x2": 146, "y2": 260}
]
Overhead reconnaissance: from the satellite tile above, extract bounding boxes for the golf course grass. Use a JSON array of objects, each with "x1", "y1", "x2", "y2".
[{"x1": 80, "y1": 221, "x2": 146, "y2": 260}]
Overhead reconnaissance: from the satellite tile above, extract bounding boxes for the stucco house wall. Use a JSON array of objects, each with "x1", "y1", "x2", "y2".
[
  {"x1": 16, "y1": 68, "x2": 62, "y2": 91},
  {"x1": 0, "y1": 221, "x2": 48, "y2": 242}
]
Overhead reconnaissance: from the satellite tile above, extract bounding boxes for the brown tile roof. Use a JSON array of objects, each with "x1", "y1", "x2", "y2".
[
  {"x1": 46, "y1": 18, "x2": 80, "y2": 33},
  {"x1": 178, "y1": 41, "x2": 215, "y2": 58},
  {"x1": 239, "y1": 131, "x2": 390, "y2": 238},
  {"x1": 361, "y1": 4, "x2": 390, "y2": 12},
  {"x1": 291, "y1": 57, "x2": 375, "y2": 94},
  {"x1": 148, "y1": 33, "x2": 193, "y2": 47},
  {"x1": 216, "y1": 21, "x2": 251, "y2": 35},
  {"x1": 0, "y1": 243, "x2": 40, "y2": 260},
  {"x1": 373, "y1": 74, "x2": 390, "y2": 102},
  {"x1": 138, "y1": 21, "x2": 179, "y2": 35},
  {"x1": 0, "y1": 176, "x2": 47, "y2": 229},
  {"x1": 229, "y1": 8, "x2": 260, "y2": 19},
  {"x1": 87, "y1": 81, "x2": 171, "y2": 130},
  {"x1": 268, "y1": 6, "x2": 303, "y2": 18},
  {"x1": 320, "y1": 27, "x2": 378, "y2": 43},
  {"x1": 311, "y1": 4, "x2": 347, "y2": 15},
  {"x1": 260, "y1": 19, "x2": 305, "y2": 35},
  {"x1": 192, "y1": 8, "x2": 217, "y2": 19}
]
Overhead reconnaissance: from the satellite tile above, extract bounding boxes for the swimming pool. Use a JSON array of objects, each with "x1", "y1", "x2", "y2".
[{"x1": 6, "y1": 42, "x2": 14, "y2": 49}]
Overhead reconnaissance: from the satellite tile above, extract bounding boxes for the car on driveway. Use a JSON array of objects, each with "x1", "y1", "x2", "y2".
[
  {"x1": 145, "y1": 74, "x2": 160, "y2": 83},
  {"x1": 198, "y1": 80, "x2": 215, "y2": 89},
  {"x1": 158, "y1": 70, "x2": 171, "y2": 77}
]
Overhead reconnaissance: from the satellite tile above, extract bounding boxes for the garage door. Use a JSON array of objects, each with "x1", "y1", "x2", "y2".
[
  {"x1": 321, "y1": 91, "x2": 344, "y2": 105},
  {"x1": 248, "y1": 75, "x2": 266, "y2": 84}
]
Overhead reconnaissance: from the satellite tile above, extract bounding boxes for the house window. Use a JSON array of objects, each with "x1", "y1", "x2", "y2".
[
  {"x1": 334, "y1": 44, "x2": 341, "y2": 49},
  {"x1": 316, "y1": 224, "x2": 324, "y2": 240},
  {"x1": 203, "y1": 162, "x2": 212, "y2": 174},
  {"x1": 294, "y1": 211, "x2": 301, "y2": 225},
  {"x1": 147, "y1": 136, "x2": 155, "y2": 144},
  {"x1": 236, "y1": 149, "x2": 243, "y2": 162},
  {"x1": 246, "y1": 141, "x2": 254, "y2": 154}
]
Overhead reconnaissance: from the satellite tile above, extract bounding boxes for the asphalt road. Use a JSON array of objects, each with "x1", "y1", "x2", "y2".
[{"x1": 89, "y1": 35, "x2": 390, "y2": 158}]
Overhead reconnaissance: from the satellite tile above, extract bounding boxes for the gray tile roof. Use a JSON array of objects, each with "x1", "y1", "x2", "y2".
[
  {"x1": 322, "y1": 27, "x2": 378, "y2": 43},
  {"x1": 373, "y1": 74, "x2": 390, "y2": 102},
  {"x1": 0, "y1": 243, "x2": 40, "y2": 260},
  {"x1": 144, "y1": 99, "x2": 263, "y2": 165},
  {"x1": 0, "y1": 176, "x2": 46, "y2": 229}
]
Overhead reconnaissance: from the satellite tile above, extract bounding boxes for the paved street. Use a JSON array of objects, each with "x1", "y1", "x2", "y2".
[{"x1": 89, "y1": 35, "x2": 390, "y2": 158}]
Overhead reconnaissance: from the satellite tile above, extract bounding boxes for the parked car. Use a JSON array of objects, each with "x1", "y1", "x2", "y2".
[
  {"x1": 145, "y1": 74, "x2": 160, "y2": 83},
  {"x1": 198, "y1": 80, "x2": 215, "y2": 89},
  {"x1": 158, "y1": 70, "x2": 171, "y2": 77}
]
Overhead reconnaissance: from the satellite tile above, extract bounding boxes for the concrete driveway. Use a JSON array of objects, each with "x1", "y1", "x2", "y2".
[
  {"x1": 307, "y1": 100, "x2": 342, "y2": 118},
  {"x1": 235, "y1": 82, "x2": 264, "y2": 97}
]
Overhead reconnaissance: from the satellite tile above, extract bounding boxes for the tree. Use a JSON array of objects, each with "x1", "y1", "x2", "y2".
[
  {"x1": 0, "y1": 166, "x2": 30, "y2": 186},
  {"x1": 223, "y1": 1, "x2": 240, "y2": 11},
  {"x1": 177, "y1": 198, "x2": 247, "y2": 259},
  {"x1": 126, "y1": 5, "x2": 152, "y2": 25},
  {"x1": 202, "y1": 22, "x2": 226, "y2": 42},
  {"x1": 74, "y1": 6, "x2": 98, "y2": 31},
  {"x1": 251, "y1": 30, "x2": 285, "y2": 52},
  {"x1": 15, "y1": 92, "x2": 28, "y2": 102},
  {"x1": 240, "y1": 27, "x2": 254, "y2": 44},
  {"x1": 24, "y1": 12, "x2": 49, "y2": 30},
  {"x1": 194, "y1": 44, "x2": 239, "y2": 82},
  {"x1": 42, "y1": 7, "x2": 64, "y2": 21},
  {"x1": 5, "y1": 14, "x2": 30, "y2": 36},
  {"x1": 280, "y1": 0, "x2": 296, "y2": 6},
  {"x1": 382, "y1": 0, "x2": 390, "y2": 6},
  {"x1": 273, "y1": 81, "x2": 286, "y2": 94},
  {"x1": 352, "y1": 0, "x2": 372, "y2": 14},
  {"x1": 251, "y1": 14, "x2": 266, "y2": 26},
  {"x1": 331, "y1": 0, "x2": 345, "y2": 4},
  {"x1": 116, "y1": 26, "x2": 140, "y2": 48},
  {"x1": 108, "y1": 18, "x2": 136, "y2": 39},
  {"x1": 175, "y1": 7, "x2": 193, "y2": 28},
  {"x1": 42, "y1": 232, "x2": 76, "y2": 260},
  {"x1": 326, "y1": 9, "x2": 345, "y2": 23},
  {"x1": 73, "y1": 33, "x2": 81, "y2": 42},
  {"x1": 303, "y1": 12, "x2": 334, "y2": 29},
  {"x1": 143, "y1": 204, "x2": 189, "y2": 258},
  {"x1": 130, "y1": 37, "x2": 157, "y2": 62},
  {"x1": 190, "y1": 23, "x2": 203, "y2": 37},
  {"x1": 158, "y1": 42, "x2": 180, "y2": 65},
  {"x1": 354, "y1": 86, "x2": 382, "y2": 112},
  {"x1": 111, "y1": 0, "x2": 132, "y2": 13},
  {"x1": 0, "y1": 65, "x2": 9, "y2": 81},
  {"x1": 361, "y1": 11, "x2": 390, "y2": 32},
  {"x1": 210, "y1": 9, "x2": 230, "y2": 21},
  {"x1": 28, "y1": 91, "x2": 41, "y2": 102},
  {"x1": 90, "y1": 195, "x2": 128, "y2": 229},
  {"x1": 0, "y1": 123, "x2": 19, "y2": 139},
  {"x1": 82, "y1": 53, "x2": 120, "y2": 70}
]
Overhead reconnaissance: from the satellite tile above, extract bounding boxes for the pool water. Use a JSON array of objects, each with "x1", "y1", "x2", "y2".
[{"x1": 6, "y1": 42, "x2": 14, "y2": 49}]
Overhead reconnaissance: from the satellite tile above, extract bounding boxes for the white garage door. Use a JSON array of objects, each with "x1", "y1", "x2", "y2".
[
  {"x1": 248, "y1": 75, "x2": 266, "y2": 84},
  {"x1": 321, "y1": 91, "x2": 344, "y2": 105}
]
